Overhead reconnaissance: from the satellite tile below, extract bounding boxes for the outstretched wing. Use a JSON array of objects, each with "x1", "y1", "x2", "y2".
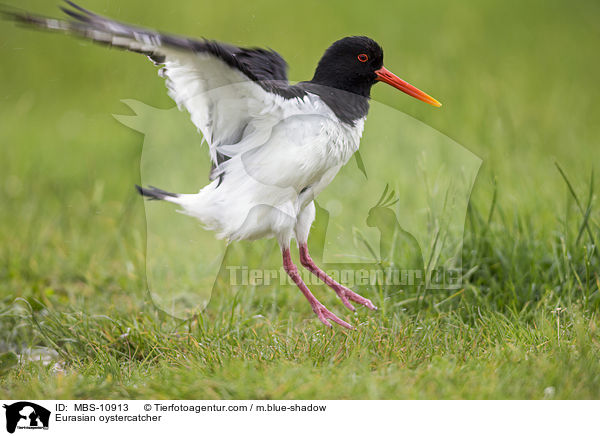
[{"x1": 3, "y1": 1, "x2": 307, "y2": 175}]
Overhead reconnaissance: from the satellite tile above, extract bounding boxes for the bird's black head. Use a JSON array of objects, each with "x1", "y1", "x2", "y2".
[
  {"x1": 310, "y1": 35, "x2": 441, "y2": 107},
  {"x1": 311, "y1": 36, "x2": 384, "y2": 98}
]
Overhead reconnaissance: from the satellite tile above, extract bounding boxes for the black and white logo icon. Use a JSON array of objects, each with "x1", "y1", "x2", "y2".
[{"x1": 3, "y1": 402, "x2": 50, "y2": 434}]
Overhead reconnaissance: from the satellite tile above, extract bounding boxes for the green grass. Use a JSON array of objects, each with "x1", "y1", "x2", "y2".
[
  {"x1": 1, "y1": 183, "x2": 599, "y2": 399},
  {"x1": 1, "y1": 0, "x2": 600, "y2": 399}
]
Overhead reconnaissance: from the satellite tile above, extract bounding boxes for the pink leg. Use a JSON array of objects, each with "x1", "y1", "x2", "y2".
[
  {"x1": 299, "y1": 244, "x2": 377, "y2": 312},
  {"x1": 282, "y1": 248, "x2": 353, "y2": 330}
]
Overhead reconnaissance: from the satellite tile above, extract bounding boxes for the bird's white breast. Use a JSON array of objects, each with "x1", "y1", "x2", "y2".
[
  {"x1": 177, "y1": 92, "x2": 366, "y2": 241},
  {"x1": 284, "y1": 92, "x2": 365, "y2": 180}
]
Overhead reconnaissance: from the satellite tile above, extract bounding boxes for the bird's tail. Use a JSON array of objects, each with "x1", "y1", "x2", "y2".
[{"x1": 135, "y1": 185, "x2": 179, "y2": 201}]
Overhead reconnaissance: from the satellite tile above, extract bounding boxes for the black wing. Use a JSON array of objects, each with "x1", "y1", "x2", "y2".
[{"x1": 3, "y1": 1, "x2": 307, "y2": 169}]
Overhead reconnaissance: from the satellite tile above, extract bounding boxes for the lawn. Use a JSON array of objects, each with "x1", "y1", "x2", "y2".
[{"x1": 0, "y1": 0, "x2": 599, "y2": 399}]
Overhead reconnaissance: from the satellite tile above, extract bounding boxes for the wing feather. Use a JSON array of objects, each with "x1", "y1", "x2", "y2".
[{"x1": 2, "y1": 1, "x2": 307, "y2": 175}]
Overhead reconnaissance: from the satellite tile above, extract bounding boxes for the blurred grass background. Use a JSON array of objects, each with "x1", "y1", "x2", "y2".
[{"x1": 0, "y1": 0, "x2": 599, "y2": 399}]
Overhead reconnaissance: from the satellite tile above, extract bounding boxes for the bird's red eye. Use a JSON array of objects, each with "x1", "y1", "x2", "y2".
[{"x1": 357, "y1": 54, "x2": 368, "y2": 62}]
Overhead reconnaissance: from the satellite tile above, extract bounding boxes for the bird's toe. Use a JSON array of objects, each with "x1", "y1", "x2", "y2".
[{"x1": 313, "y1": 304, "x2": 353, "y2": 330}]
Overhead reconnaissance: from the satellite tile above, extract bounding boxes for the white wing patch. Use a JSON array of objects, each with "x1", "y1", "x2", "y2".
[
  {"x1": 2, "y1": 2, "x2": 298, "y2": 172},
  {"x1": 159, "y1": 51, "x2": 286, "y2": 165}
]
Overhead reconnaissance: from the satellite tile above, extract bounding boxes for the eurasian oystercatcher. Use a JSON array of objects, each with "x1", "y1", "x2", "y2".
[{"x1": 4, "y1": 1, "x2": 441, "y2": 329}]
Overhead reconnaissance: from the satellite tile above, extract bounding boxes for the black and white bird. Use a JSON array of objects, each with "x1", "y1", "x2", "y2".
[{"x1": 4, "y1": 1, "x2": 441, "y2": 329}]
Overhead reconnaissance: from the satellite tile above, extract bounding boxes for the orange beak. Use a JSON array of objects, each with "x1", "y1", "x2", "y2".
[{"x1": 375, "y1": 66, "x2": 442, "y2": 107}]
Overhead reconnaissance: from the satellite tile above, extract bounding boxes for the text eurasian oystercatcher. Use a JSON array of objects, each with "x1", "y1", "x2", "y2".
[{"x1": 4, "y1": 1, "x2": 441, "y2": 329}]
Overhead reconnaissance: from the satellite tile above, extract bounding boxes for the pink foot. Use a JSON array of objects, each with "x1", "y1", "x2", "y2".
[
  {"x1": 282, "y1": 248, "x2": 354, "y2": 330},
  {"x1": 332, "y1": 284, "x2": 377, "y2": 312},
  {"x1": 310, "y1": 300, "x2": 354, "y2": 330},
  {"x1": 299, "y1": 244, "x2": 378, "y2": 312}
]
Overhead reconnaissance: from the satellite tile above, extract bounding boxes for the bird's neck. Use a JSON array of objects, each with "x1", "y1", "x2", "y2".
[
  {"x1": 309, "y1": 69, "x2": 373, "y2": 98},
  {"x1": 298, "y1": 81, "x2": 371, "y2": 125}
]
